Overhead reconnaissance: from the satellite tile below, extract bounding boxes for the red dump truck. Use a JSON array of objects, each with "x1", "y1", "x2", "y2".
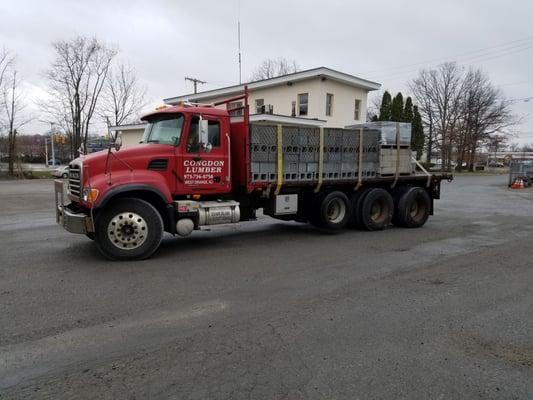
[{"x1": 54, "y1": 89, "x2": 451, "y2": 260}]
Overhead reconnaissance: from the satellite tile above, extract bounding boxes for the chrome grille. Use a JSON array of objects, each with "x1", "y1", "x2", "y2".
[{"x1": 68, "y1": 162, "x2": 82, "y2": 198}]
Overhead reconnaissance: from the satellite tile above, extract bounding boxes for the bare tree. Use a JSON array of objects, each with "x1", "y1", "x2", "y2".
[
  {"x1": 508, "y1": 142, "x2": 520, "y2": 152},
  {"x1": 99, "y1": 63, "x2": 148, "y2": 127},
  {"x1": 409, "y1": 63, "x2": 515, "y2": 171},
  {"x1": 456, "y1": 69, "x2": 514, "y2": 171},
  {"x1": 486, "y1": 134, "x2": 507, "y2": 165},
  {"x1": 0, "y1": 48, "x2": 13, "y2": 93},
  {"x1": 367, "y1": 92, "x2": 382, "y2": 121},
  {"x1": 2, "y1": 64, "x2": 31, "y2": 175},
  {"x1": 0, "y1": 48, "x2": 15, "y2": 143},
  {"x1": 409, "y1": 69, "x2": 438, "y2": 164},
  {"x1": 250, "y1": 57, "x2": 299, "y2": 81},
  {"x1": 41, "y1": 36, "x2": 117, "y2": 158}
]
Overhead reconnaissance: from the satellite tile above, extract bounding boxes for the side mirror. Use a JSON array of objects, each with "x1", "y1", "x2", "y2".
[{"x1": 199, "y1": 117, "x2": 209, "y2": 147}]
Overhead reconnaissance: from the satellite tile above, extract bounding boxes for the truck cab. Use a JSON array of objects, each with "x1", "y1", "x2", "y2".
[
  {"x1": 55, "y1": 100, "x2": 245, "y2": 261},
  {"x1": 141, "y1": 106, "x2": 232, "y2": 196}
]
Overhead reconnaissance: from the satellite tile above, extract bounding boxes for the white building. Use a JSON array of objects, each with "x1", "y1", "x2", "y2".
[
  {"x1": 165, "y1": 67, "x2": 381, "y2": 128},
  {"x1": 113, "y1": 67, "x2": 381, "y2": 146},
  {"x1": 109, "y1": 123, "x2": 147, "y2": 148}
]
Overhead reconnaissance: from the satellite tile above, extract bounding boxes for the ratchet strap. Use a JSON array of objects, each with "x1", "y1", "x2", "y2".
[
  {"x1": 356, "y1": 128, "x2": 364, "y2": 190},
  {"x1": 314, "y1": 127, "x2": 324, "y2": 193},
  {"x1": 391, "y1": 122, "x2": 400, "y2": 189},
  {"x1": 413, "y1": 157, "x2": 432, "y2": 187},
  {"x1": 275, "y1": 124, "x2": 283, "y2": 195}
]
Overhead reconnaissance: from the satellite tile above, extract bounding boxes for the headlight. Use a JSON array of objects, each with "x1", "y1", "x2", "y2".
[{"x1": 82, "y1": 188, "x2": 100, "y2": 204}]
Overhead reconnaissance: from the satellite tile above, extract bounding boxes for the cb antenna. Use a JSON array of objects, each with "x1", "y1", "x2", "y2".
[{"x1": 238, "y1": 0, "x2": 242, "y2": 84}]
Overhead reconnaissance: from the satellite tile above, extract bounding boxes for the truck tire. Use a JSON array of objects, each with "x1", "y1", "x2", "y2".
[
  {"x1": 311, "y1": 191, "x2": 350, "y2": 230},
  {"x1": 393, "y1": 187, "x2": 431, "y2": 228},
  {"x1": 358, "y1": 188, "x2": 393, "y2": 231},
  {"x1": 94, "y1": 198, "x2": 164, "y2": 261},
  {"x1": 348, "y1": 187, "x2": 373, "y2": 229}
]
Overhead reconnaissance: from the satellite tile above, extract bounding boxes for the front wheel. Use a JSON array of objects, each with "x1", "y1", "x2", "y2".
[{"x1": 94, "y1": 198, "x2": 163, "y2": 261}]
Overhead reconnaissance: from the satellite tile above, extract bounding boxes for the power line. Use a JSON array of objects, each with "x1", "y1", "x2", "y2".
[
  {"x1": 373, "y1": 42, "x2": 533, "y2": 82},
  {"x1": 362, "y1": 34, "x2": 533, "y2": 77},
  {"x1": 505, "y1": 96, "x2": 533, "y2": 103}
]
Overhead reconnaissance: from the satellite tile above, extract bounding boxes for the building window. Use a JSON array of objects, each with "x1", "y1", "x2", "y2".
[
  {"x1": 255, "y1": 99, "x2": 264, "y2": 114},
  {"x1": 326, "y1": 93, "x2": 334, "y2": 116},
  {"x1": 298, "y1": 93, "x2": 308, "y2": 116},
  {"x1": 354, "y1": 99, "x2": 361, "y2": 120},
  {"x1": 291, "y1": 101, "x2": 296, "y2": 117},
  {"x1": 229, "y1": 101, "x2": 243, "y2": 116}
]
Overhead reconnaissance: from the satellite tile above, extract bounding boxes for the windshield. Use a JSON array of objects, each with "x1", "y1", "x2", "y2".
[{"x1": 141, "y1": 115, "x2": 184, "y2": 145}]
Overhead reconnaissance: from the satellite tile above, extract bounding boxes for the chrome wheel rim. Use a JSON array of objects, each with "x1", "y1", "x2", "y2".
[{"x1": 107, "y1": 212, "x2": 148, "y2": 250}]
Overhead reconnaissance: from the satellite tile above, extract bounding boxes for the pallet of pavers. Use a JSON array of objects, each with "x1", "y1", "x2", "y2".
[{"x1": 249, "y1": 122, "x2": 411, "y2": 183}]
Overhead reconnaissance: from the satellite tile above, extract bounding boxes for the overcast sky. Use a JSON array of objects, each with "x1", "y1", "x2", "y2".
[{"x1": 1, "y1": 0, "x2": 533, "y2": 144}]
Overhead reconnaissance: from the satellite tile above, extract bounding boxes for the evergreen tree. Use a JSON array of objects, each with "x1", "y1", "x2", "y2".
[
  {"x1": 403, "y1": 96, "x2": 414, "y2": 123},
  {"x1": 412, "y1": 105, "x2": 425, "y2": 159},
  {"x1": 391, "y1": 92, "x2": 404, "y2": 121},
  {"x1": 378, "y1": 91, "x2": 392, "y2": 121}
]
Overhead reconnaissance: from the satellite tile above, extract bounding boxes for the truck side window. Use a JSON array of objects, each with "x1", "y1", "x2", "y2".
[
  {"x1": 208, "y1": 121, "x2": 220, "y2": 147},
  {"x1": 187, "y1": 117, "x2": 200, "y2": 153}
]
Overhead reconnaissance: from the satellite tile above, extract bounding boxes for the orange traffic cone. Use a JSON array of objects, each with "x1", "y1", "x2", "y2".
[
  {"x1": 511, "y1": 178, "x2": 521, "y2": 189},
  {"x1": 519, "y1": 178, "x2": 525, "y2": 189}
]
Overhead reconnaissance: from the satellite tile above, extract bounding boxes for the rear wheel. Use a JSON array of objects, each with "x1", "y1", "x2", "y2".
[
  {"x1": 358, "y1": 188, "x2": 393, "y2": 231},
  {"x1": 348, "y1": 187, "x2": 373, "y2": 229},
  {"x1": 95, "y1": 198, "x2": 163, "y2": 261},
  {"x1": 310, "y1": 191, "x2": 350, "y2": 230},
  {"x1": 393, "y1": 187, "x2": 431, "y2": 228}
]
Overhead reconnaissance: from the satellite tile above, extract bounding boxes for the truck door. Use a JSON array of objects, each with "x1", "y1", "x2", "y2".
[{"x1": 178, "y1": 115, "x2": 231, "y2": 195}]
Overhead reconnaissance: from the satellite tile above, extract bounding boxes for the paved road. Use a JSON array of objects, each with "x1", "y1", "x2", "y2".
[{"x1": 0, "y1": 176, "x2": 532, "y2": 399}]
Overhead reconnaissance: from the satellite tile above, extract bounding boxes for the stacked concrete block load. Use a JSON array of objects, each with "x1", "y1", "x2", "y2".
[
  {"x1": 297, "y1": 127, "x2": 320, "y2": 181},
  {"x1": 341, "y1": 129, "x2": 358, "y2": 179},
  {"x1": 250, "y1": 124, "x2": 277, "y2": 182},
  {"x1": 346, "y1": 122, "x2": 413, "y2": 176},
  {"x1": 249, "y1": 123, "x2": 397, "y2": 184}
]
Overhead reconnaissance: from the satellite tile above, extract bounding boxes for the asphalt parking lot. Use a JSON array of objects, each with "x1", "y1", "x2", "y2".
[{"x1": 0, "y1": 175, "x2": 532, "y2": 399}]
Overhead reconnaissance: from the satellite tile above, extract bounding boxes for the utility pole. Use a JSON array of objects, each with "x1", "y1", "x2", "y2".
[
  {"x1": 50, "y1": 122, "x2": 56, "y2": 166},
  {"x1": 44, "y1": 138, "x2": 48, "y2": 167},
  {"x1": 184, "y1": 77, "x2": 206, "y2": 94}
]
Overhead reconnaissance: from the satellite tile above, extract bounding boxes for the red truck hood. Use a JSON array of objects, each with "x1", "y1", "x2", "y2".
[{"x1": 77, "y1": 144, "x2": 174, "y2": 176}]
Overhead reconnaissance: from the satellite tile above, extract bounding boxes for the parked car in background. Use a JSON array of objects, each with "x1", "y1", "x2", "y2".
[
  {"x1": 53, "y1": 165, "x2": 69, "y2": 178},
  {"x1": 48, "y1": 158, "x2": 62, "y2": 166}
]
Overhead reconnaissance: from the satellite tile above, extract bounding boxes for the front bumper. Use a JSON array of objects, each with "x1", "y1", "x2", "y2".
[{"x1": 54, "y1": 180, "x2": 94, "y2": 235}]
